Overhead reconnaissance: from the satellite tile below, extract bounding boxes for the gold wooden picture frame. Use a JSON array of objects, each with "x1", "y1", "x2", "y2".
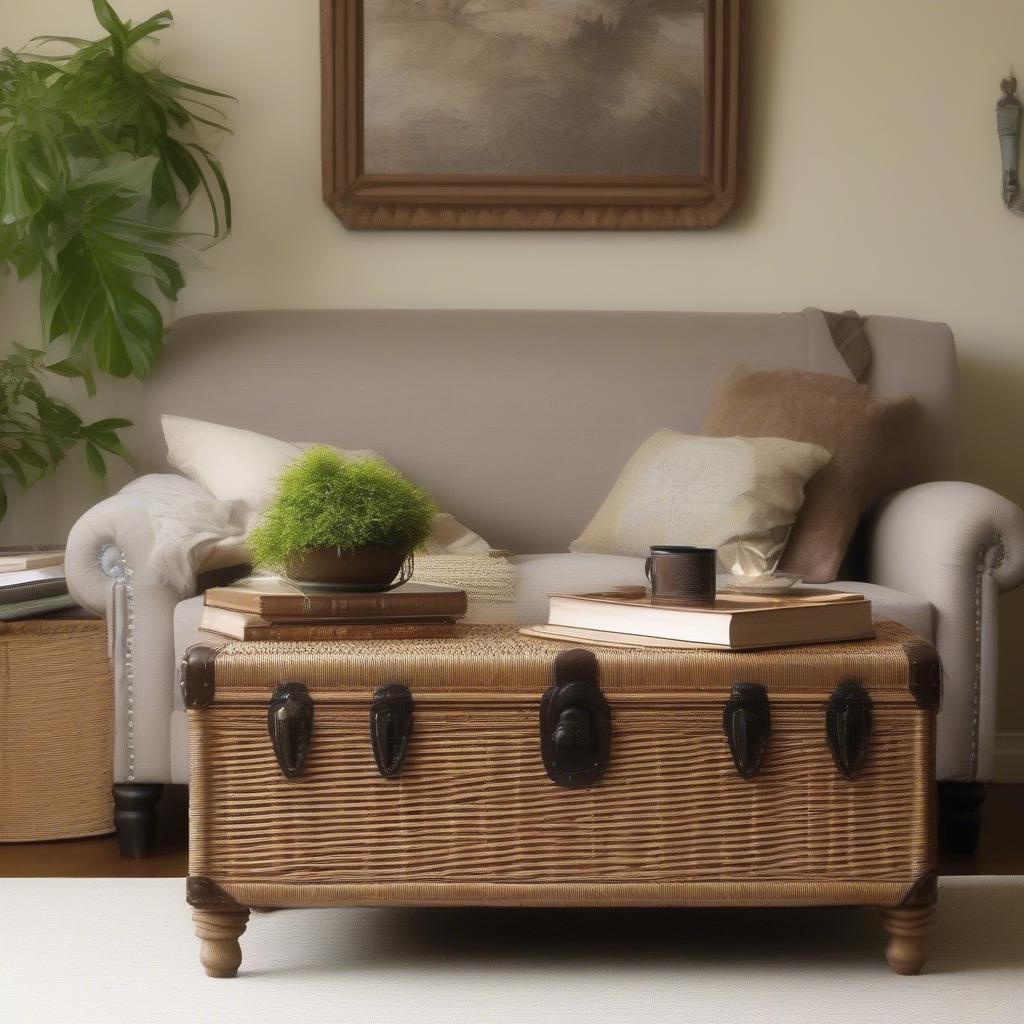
[{"x1": 321, "y1": 0, "x2": 740, "y2": 230}]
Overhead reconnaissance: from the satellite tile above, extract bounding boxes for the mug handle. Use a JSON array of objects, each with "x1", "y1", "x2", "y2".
[{"x1": 644, "y1": 556, "x2": 654, "y2": 588}]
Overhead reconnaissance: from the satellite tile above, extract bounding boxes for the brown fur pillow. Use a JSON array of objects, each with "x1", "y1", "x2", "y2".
[{"x1": 700, "y1": 369, "x2": 922, "y2": 583}]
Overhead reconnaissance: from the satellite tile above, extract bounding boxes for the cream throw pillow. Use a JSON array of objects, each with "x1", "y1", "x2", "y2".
[
  {"x1": 162, "y1": 415, "x2": 491, "y2": 553},
  {"x1": 162, "y1": 415, "x2": 381, "y2": 530},
  {"x1": 570, "y1": 430, "x2": 831, "y2": 575}
]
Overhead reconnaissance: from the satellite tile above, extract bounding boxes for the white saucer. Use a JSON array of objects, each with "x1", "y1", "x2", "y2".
[{"x1": 716, "y1": 572, "x2": 804, "y2": 594}]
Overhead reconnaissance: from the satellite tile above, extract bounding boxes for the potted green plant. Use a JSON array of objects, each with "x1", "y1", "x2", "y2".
[{"x1": 247, "y1": 447, "x2": 438, "y2": 590}]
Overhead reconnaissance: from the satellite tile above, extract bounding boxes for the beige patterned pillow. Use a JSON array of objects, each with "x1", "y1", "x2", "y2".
[{"x1": 570, "y1": 430, "x2": 831, "y2": 575}]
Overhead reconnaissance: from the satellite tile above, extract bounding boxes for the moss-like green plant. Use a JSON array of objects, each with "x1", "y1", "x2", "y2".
[{"x1": 247, "y1": 446, "x2": 438, "y2": 573}]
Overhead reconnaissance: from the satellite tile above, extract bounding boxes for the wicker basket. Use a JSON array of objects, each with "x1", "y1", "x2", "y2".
[{"x1": 0, "y1": 616, "x2": 113, "y2": 842}]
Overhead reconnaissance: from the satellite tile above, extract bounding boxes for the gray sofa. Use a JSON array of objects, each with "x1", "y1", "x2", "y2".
[{"x1": 65, "y1": 309, "x2": 1024, "y2": 854}]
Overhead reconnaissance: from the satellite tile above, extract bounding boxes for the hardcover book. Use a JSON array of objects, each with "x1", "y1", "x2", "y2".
[
  {"x1": 0, "y1": 547, "x2": 65, "y2": 572},
  {"x1": 545, "y1": 587, "x2": 873, "y2": 650},
  {"x1": 199, "y1": 605, "x2": 458, "y2": 641},
  {"x1": 203, "y1": 578, "x2": 468, "y2": 621},
  {"x1": 0, "y1": 564, "x2": 68, "y2": 605}
]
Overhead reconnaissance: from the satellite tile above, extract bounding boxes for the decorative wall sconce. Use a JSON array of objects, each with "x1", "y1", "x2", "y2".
[{"x1": 997, "y1": 75, "x2": 1024, "y2": 215}]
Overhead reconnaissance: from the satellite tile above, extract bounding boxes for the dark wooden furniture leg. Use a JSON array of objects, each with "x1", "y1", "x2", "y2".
[
  {"x1": 938, "y1": 781, "x2": 986, "y2": 854},
  {"x1": 113, "y1": 783, "x2": 163, "y2": 858}
]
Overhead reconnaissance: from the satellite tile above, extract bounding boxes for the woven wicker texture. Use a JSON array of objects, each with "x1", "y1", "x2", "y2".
[
  {"x1": 199, "y1": 878, "x2": 917, "y2": 910},
  {"x1": 0, "y1": 618, "x2": 113, "y2": 842},
  {"x1": 190, "y1": 706, "x2": 932, "y2": 893},
  {"x1": 190, "y1": 621, "x2": 934, "y2": 908},
  {"x1": 206, "y1": 621, "x2": 924, "y2": 702}
]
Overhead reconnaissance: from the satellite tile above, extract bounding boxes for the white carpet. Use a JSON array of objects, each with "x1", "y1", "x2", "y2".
[{"x1": 2, "y1": 876, "x2": 1021, "y2": 1024}]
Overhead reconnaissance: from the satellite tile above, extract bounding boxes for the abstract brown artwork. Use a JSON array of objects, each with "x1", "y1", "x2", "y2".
[
  {"x1": 321, "y1": 0, "x2": 739, "y2": 229},
  {"x1": 363, "y1": 1, "x2": 705, "y2": 176}
]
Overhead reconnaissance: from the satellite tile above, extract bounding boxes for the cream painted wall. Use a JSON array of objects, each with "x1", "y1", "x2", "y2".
[{"x1": 2, "y1": 1, "x2": 1024, "y2": 731}]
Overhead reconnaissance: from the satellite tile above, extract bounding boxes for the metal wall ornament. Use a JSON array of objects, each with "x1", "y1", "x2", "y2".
[{"x1": 997, "y1": 75, "x2": 1024, "y2": 215}]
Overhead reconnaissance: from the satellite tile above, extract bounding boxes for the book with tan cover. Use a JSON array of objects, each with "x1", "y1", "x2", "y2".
[
  {"x1": 0, "y1": 547, "x2": 65, "y2": 572},
  {"x1": 204, "y1": 578, "x2": 467, "y2": 620},
  {"x1": 546, "y1": 586, "x2": 873, "y2": 650}
]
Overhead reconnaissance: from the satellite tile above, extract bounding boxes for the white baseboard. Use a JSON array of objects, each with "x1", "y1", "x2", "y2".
[{"x1": 994, "y1": 732, "x2": 1024, "y2": 782}]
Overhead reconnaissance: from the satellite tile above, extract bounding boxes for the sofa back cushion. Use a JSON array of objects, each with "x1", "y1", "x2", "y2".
[{"x1": 143, "y1": 310, "x2": 957, "y2": 553}]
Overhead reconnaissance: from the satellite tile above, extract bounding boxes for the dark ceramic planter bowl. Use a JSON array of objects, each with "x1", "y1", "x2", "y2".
[{"x1": 286, "y1": 544, "x2": 411, "y2": 590}]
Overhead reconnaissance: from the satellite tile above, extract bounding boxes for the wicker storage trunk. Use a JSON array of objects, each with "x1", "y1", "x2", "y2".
[{"x1": 184, "y1": 622, "x2": 938, "y2": 978}]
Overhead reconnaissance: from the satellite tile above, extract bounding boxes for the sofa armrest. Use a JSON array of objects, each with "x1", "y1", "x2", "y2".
[
  {"x1": 869, "y1": 481, "x2": 1024, "y2": 780},
  {"x1": 66, "y1": 474, "x2": 210, "y2": 783}
]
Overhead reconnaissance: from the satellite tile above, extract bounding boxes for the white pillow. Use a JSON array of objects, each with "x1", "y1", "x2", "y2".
[
  {"x1": 162, "y1": 415, "x2": 491, "y2": 553},
  {"x1": 570, "y1": 429, "x2": 830, "y2": 576}
]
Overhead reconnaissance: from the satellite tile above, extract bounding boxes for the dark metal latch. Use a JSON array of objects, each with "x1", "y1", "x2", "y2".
[
  {"x1": 370, "y1": 683, "x2": 414, "y2": 778},
  {"x1": 267, "y1": 683, "x2": 314, "y2": 779},
  {"x1": 540, "y1": 648, "x2": 611, "y2": 788},
  {"x1": 723, "y1": 682, "x2": 771, "y2": 779}
]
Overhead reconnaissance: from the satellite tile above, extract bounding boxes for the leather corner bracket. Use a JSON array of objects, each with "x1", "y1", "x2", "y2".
[
  {"x1": 181, "y1": 645, "x2": 218, "y2": 710},
  {"x1": 899, "y1": 869, "x2": 938, "y2": 908},
  {"x1": 186, "y1": 876, "x2": 244, "y2": 910},
  {"x1": 904, "y1": 641, "x2": 941, "y2": 712}
]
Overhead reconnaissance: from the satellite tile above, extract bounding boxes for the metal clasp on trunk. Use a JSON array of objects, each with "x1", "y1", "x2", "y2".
[
  {"x1": 267, "y1": 683, "x2": 314, "y2": 779},
  {"x1": 723, "y1": 682, "x2": 771, "y2": 779},
  {"x1": 370, "y1": 683, "x2": 414, "y2": 778},
  {"x1": 826, "y1": 680, "x2": 873, "y2": 780},
  {"x1": 540, "y1": 648, "x2": 610, "y2": 788}
]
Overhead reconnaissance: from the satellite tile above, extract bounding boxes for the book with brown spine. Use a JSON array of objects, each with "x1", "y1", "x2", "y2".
[
  {"x1": 199, "y1": 605, "x2": 459, "y2": 641},
  {"x1": 203, "y1": 579, "x2": 468, "y2": 620}
]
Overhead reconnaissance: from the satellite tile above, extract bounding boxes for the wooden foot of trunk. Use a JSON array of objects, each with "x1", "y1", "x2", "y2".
[
  {"x1": 193, "y1": 908, "x2": 250, "y2": 978},
  {"x1": 880, "y1": 902, "x2": 937, "y2": 975}
]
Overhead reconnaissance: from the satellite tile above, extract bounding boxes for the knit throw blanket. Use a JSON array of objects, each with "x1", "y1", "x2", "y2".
[{"x1": 411, "y1": 550, "x2": 516, "y2": 622}]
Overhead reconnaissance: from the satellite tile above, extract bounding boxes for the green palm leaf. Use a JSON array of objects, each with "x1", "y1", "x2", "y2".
[{"x1": 0, "y1": 1, "x2": 230, "y2": 518}]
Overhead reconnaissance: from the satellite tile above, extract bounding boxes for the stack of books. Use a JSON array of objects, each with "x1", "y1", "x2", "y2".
[
  {"x1": 524, "y1": 585, "x2": 874, "y2": 650},
  {"x1": 200, "y1": 578, "x2": 468, "y2": 640},
  {"x1": 0, "y1": 547, "x2": 77, "y2": 621}
]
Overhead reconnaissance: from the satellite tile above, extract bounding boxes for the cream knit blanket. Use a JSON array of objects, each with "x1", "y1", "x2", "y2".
[{"x1": 411, "y1": 550, "x2": 516, "y2": 623}]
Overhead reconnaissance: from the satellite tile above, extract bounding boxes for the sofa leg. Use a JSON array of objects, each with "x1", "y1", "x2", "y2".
[
  {"x1": 113, "y1": 784, "x2": 164, "y2": 858},
  {"x1": 938, "y1": 781, "x2": 986, "y2": 855}
]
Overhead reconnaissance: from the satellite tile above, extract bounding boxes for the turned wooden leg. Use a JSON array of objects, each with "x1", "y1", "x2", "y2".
[
  {"x1": 193, "y1": 908, "x2": 250, "y2": 978},
  {"x1": 880, "y1": 902, "x2": 937, "y2": 975},
  {"x1": 113, "y1": 783, "x2": 163, "y2": 858}
]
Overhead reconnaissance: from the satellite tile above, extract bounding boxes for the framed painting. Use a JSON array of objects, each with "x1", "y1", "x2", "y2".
[{"x1": 321, "y1": 0, "x2": 740, "y2": 229}]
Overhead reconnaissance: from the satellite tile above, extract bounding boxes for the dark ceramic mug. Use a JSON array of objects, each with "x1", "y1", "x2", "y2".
[{"x1": 644, "y1": 546, "x2": 717, "y2": 606}]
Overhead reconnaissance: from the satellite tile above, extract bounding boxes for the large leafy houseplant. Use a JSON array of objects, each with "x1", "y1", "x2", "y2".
[{"x1": 0, "y1": 1, "x2": 230, "y2": 516}]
